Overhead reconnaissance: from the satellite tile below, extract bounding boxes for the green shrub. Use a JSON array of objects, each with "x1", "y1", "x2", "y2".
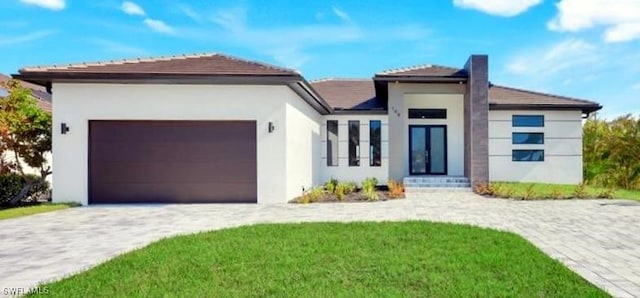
[
  {"x1": 0, "y1": 173, "x2": 50, "y2": 205},
  {"x1": 325, "y1": 178, "x2": 338, "y2": 193},
  {"x1": 521, "y1": 185, "x2": 536, "y2": 200},
  {"x1": 494, "y1": 185, "x2": 514, "y2": 198},
  {"x1": 362, "y1": 177, "x2": 379, "y2": 201},
  {"x1": 361, "y1": 177, "x2": 378, "y2": 192},
  {"x1": 573, "y1": 183, "x2": 589, "y2": 199},
  {"x1": 549, "y1": 187, "x2": 565, "y2": 200},
  {"x1": 301, "y1": 187, "x2": 324, "y2": 203},
  {"x1": 335, "y1": 181, "x2": 357, "y2": 201},
  {"x1": 596, "y1": 188, "x2": 615, "y2": 199}
]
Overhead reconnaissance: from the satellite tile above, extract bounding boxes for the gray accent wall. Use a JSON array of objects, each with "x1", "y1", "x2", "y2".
[{"x1": 464, "y1": 55, "x2": 489, "y2": 186}]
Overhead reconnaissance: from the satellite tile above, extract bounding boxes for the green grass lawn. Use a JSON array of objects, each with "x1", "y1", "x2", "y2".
[
  {"x1": 0, "y1": 203, "x2": 77, "y2": 220},
  {"x1": 491, "y1": 182, "x2": 640, "y2": 201},
  {"x1": 33, "y1": 222, "x2": 607, "y2": 297}
]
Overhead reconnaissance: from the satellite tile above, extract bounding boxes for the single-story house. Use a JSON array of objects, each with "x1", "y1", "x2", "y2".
[
  {"x1": 14, "y1": 53, "x2": 601, "y2": 205},
  {"x1": 1, "y1": 73, "x2": 52, "y2": 111},
  {"x1": 1, "y1": 73, "x2": 52, "y2": 180}
]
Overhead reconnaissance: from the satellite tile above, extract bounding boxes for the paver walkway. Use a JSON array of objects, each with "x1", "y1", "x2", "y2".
[{"x1": 1, "y1": 193, "x2": 640, "y2": 297}]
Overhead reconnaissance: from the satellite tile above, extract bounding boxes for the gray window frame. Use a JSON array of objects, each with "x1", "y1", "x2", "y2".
[
  {"x1": 369, "y1": 120, "x2": 382, "y2": 167},
  {"x1": 512, "y1": 115, "x2": 544, "y2": 127},
  {"x1": 348, "y1": 120, "x2": 360, "y2": 167},
  {"x1": 512, "y1": 132, "x2": 544, "y2": 144},
  {"x1": 512, "y1": 149, "x2": 545, "y2": 162},
  {"x1": 326, "y1": 120, "x2": 339, "y2": 166}
]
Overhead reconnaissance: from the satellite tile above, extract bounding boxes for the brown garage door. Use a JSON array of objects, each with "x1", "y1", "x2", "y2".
[{"x1": 89, "y1": 120, "x2": 257, "y2": 204}]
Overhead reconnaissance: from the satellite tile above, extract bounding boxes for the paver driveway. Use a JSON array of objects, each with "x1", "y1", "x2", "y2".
[{"x1": 1, "y1": 192, "x2": 640, "y2": 297}]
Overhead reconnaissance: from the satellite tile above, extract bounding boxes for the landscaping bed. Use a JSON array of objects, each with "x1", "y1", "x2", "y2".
[
  {"x1": 289, "y1": 187, "x2": 399, "y2": 203},
  {"x1": 289, "y1": 178, "x2": 405, "y2": 203},
  {"x1": 475, "y1": 182, "x2": 639, "y2": 201}
]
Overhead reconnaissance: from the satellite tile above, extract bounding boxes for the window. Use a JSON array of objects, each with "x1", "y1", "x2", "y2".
[
  {"x1": 348, "y1": 121, "x2": 360, "y2": 166},
  {"x1": 326, "y1": 120, "x2": 338, "y2": 166},
  {"x1": 512, "y1": 150, "x2": 544, "y2": 162},
  {"x1": 512, "y1": 115, "x2": 544, "y2": 127},
  {"x1": 369, "y1": 120, "x2": 381, "y2": 167},
  {"x1": 408, "y1": 109, "x2": 447, "y2": 119},
  {"x1": 512, "y1": 132, "x2": 544, "y2": 144}
]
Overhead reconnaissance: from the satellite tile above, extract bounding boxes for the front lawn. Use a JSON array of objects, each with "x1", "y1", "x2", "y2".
[
  {"x1": 33, "y1": 222, "x2": 607, "y2": 297},
  {"x1": 0, "y1": 203, "x2": 77, "y2": 220},
  {"x1": 488, "y1": 182, "x2": 640, "y2": 201}
]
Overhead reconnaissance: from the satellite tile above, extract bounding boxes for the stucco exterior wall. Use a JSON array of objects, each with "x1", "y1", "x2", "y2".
[
  {"x1": 52, "y1": 83, "x2": 293, "y2": 205},
  {"x1": 284, "y1": 88, "x2": 322, "y2": 199},
  {"x1": 387, "y1": 83, "x2": 466, "y2": 181},
  {"x1": 319, "y1": 114, "x2": 389, "y2": 185},
  {"x1": 488, "y1": 110, "x2": 583, "y2": 184}
]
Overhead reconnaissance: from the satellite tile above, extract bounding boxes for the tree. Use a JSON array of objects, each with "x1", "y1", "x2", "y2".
[
  {"x1": 0, "y1": 79, "x2": 52, "y2": 205},
  {"x1": 583, "y1": 113, "x2": 640, "y2": 189}
]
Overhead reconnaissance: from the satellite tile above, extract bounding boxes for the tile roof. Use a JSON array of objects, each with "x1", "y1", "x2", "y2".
[
  {"x1": 310, "y1": 78, "x2": 383, "y2": 110},
  {"x1": 489, "y1": 85, "x2": 601, "y2": 111},
  {"x1": 19, "y1": 53, "x2": 298, "y2": 76},
  {"x1": 376, "y1": 64, "x2": 468, "y2": 77},
  {"x1": 0, "y1": 73, "x2": 51, "y2": 112},
  {"x1": 310, "y1": 77, "x2": 600, "y2": 112}
]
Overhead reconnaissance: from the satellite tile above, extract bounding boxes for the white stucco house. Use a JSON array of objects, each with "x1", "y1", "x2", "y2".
[{"x1": 15, "y1": 53, "x2": 601, "y2": 205}]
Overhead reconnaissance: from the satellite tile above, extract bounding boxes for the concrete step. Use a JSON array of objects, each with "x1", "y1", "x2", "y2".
[
  {"x1": 403, "y1": 176, "x2": 472, "y2": 192},
  {"x1": 404, "y1": 183, "x2": 471, "y2": 188},
  {"x1": 405, "y1": 187, "x2": 472, "y2": 193},
  {"x1": 403, "y1": 176, "x2": 470, "y2": 184}
]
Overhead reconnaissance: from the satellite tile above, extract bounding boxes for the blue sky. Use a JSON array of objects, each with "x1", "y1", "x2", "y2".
[{"x1": 1, "y1": 0, "x2": 639, "y2": 118}]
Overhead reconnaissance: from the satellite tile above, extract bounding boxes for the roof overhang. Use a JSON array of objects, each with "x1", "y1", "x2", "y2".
[
  {"x1": 13, "y1": 72, "x2": 334, "y2": 115},
  {"x1": 331, "y1": 108, "x2": 387, "y2": 115},
  {"x1": 373, "y1": 76, "x2": 468, "y2": 83},
  {"x1": 489, "y1": 103, "x2": 603, "y2": 114}
]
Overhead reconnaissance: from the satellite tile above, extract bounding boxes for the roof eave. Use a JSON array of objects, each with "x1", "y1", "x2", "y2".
[
  {"x1": 489, "y1": 103, "x2": 603, "y2": 114},
  {"x1": 373, "y1": 75, "x2": 468, "y2": 83},
  {"x1": 13, "y1": 72, "x2": 334, "y2": 115},
  {"x1": 332, "y1": 109, "x2": 387, "y2": 115},
  {"x1": 12, "y1": 72, "x2": 302, "y2": 86},
  {"x1": 288, "y1": 79, "x2": 333, "y2": 115}
]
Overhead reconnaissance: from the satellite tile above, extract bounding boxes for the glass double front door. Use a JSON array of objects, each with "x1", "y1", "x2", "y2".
[{"x1": 409, "y1": 125, "x2": 447, "y2": 175}]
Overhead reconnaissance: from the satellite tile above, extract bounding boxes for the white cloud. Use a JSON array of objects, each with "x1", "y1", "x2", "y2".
[
  {"x1": 179, "y1": 5, "x2": 203, "y2": 23},
  {"x1": 0, "y1": 30, "x2": 55, "y2": 47},
  {"x1": 20, "y1": 0, "x2": 65, "y2": 10},
  {"x1": 548, "y1": 0, "x2": 640, "y2": 43},
  {"x1": 603, "y1": 22, "x2": 640, "y2": 43},
  {"x1": 633, "y1": 83, "x2": 640, "y2": 90},
  {"x1": 212, "y1": 7, "x2": 247, "y2": 32},
  {"x1": 332, "y1": 6, "x2": 352, "y2": 22},
  {"x1": 121, "y1": 1, "x2": 145, "y2": 16},
  {"x1": 201, "y1": 6, "x2": 430, "y2": 69},
  {"x1": 143, "y1": 18, "x2": 174, "y2": 34},
  {"x1": 506, "y1": 39, "x2": 599, "y2": 76},
  {"x1": 452, "y1": 0, "x2": 542, "y2": 17}
]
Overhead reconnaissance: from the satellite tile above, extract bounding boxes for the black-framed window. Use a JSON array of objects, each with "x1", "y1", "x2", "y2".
[
  {"x1": 408, "y1": 109, "x2": 447, "y2": 119},
  {"x1": 369, "y1": 120, "x2": 381, "y2": 167},
  {"x1": 512, "y1": 115, "x2": 544, "y2": 127},
  {"x1": 348, "y1": 121, "x2": 360, "y2": 166},
  {"x1": 512, "y1": 132, "x2": 544, "y2": 144},
  {"x1": 512, "y1": 150, "x2": 544, "y2": 162},
  {"x1": 326, "y1": 120, "x2": 338, "y2": 166}
]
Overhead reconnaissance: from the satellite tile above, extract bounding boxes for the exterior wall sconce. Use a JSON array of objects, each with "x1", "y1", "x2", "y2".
[
  {"x1": 268, "y1": 122, "x2": 275, "y2": 133},
  {"x1": 61, "y1": 123, "x2": 70, "y2": 134}
]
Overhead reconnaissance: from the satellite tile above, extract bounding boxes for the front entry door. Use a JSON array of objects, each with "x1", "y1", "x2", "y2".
[{"x1": 409, "y1": 125, "x2": 447, "y2": 175}]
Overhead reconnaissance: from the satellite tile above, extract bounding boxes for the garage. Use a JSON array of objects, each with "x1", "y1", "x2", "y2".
[{"x1": 88, "y1": 120, "x2": 257, "y2": 204}]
